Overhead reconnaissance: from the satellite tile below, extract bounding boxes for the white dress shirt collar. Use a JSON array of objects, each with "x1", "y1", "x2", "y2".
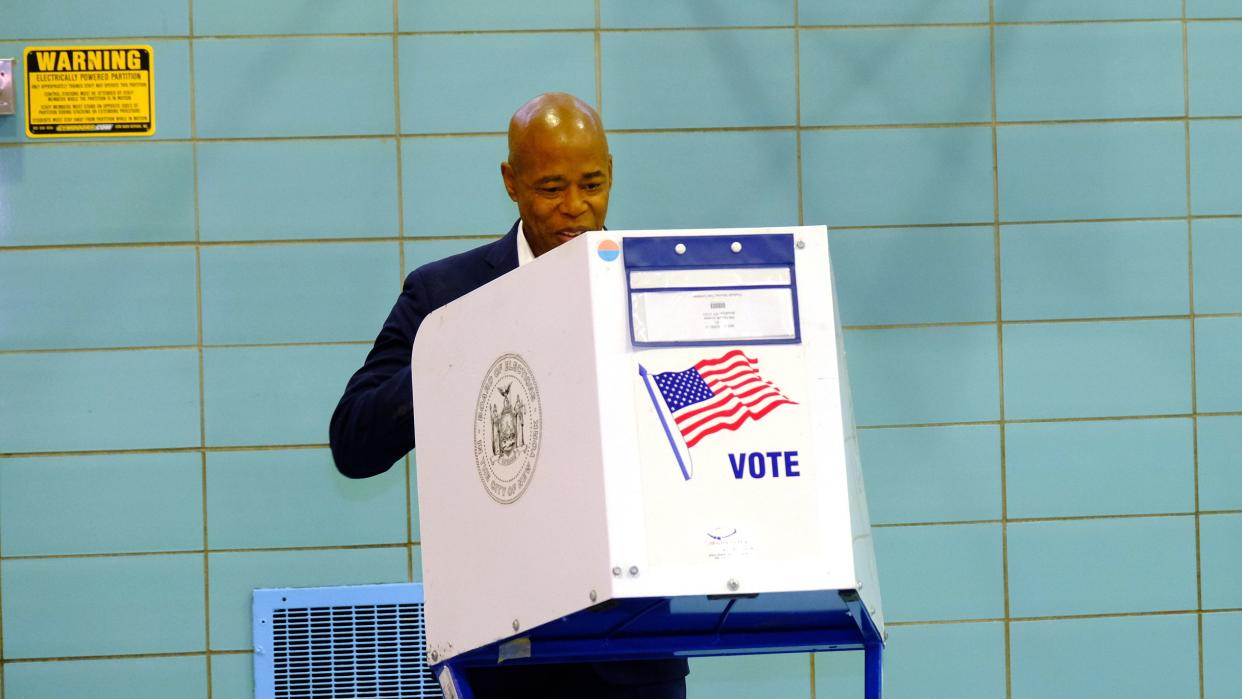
[{"x1": 516, "y1": 220, "x2": 535, "y2": 267}]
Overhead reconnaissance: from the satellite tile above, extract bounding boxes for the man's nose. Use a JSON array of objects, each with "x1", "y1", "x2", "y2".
[{"x1": 560, "y1": 187, "x2": 588, "y2": 216}]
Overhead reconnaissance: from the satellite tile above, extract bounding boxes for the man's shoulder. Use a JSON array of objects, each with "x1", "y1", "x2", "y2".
[{"x1": 403, "y1": 223, "x2": 519, "y2": 304}]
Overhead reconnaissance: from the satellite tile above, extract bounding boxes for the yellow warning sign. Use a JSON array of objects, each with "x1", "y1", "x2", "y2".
[{"x1": 24, "y1": 45, "x2": 155, "y2": 138}]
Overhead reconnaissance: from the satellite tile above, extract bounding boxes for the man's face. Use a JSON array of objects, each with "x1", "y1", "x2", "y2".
[{"x1": 502, "y1": 125, "x2": 612, "y2": 258}]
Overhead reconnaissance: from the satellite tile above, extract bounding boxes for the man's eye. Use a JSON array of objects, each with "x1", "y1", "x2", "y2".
[
  {"x1": 540, "y1": 187, "x2": 561, "y2": 194},
  {"x1": 583, "y1": 182, "x2": 601, "y2": 192}
]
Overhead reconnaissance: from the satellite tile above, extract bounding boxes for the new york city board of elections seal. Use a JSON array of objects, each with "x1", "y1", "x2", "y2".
[{"x1": 474, "y1": 353, "x2": 542, "y2": 504}]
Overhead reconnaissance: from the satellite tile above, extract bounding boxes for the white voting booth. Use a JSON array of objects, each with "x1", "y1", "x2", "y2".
[{"x1": 412, "y1": 227, "x2": 885, "y2": 698}]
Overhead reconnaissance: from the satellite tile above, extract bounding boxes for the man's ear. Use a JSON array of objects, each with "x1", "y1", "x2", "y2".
[{"x1": 500, "y1": 161, "x2": 519, "y2": 202}]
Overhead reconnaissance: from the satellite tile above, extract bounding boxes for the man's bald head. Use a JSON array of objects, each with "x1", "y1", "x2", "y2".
[
  {"x1": 501, "y1": 93, "x2": 613, "y2": 258},
  {"x1": 507, "y1": 92, "x2": 607, "y2": 173}
]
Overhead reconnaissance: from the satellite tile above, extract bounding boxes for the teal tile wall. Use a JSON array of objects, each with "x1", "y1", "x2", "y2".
[
  {"x1": 1007, "y1": 517, "x2": 1197, "y2": 616},
  {"x1": 205, "y1": 448, "x2": 406, "y2": 549},
  {"x1": 601, "y1": 0, "x2": 794, "y2": 29},
  {"x1": 0, "y1": 0, "x2": 188, "y2": 40},
  {"x1": 873, "y1": 524, "x2": 1005, "y2": 621},
  {"x1": 2, "y1": 3, "x2": 1239, "y2": 696},
  {"x1": 884, "y1": 623, "x2": 1007, "y2": 697},
  {"x1": 1193, "y1": 219, "x2": 1242, "y2": 313},
  {"x1": 399, "y1": 0, "x2": 594, "y2": 32},
  {"x1": 609, "y1": 131, "x2": 800, "y2": 229},
  {"x1": 400, "y1": 34, "x2": 596, "y2": 134},
  {"x1": 799, "y1": 0, "x2": 988, "y2": 25},
  {"x1": 1198, "y1": 416, "x2": 1242, "y2": 511},
  {"x1": 994, "y1": 23, "x2": 1184, "y2": 121},
  {"x1": 4, "y1": 657, "x2": 208, "y2": 699},
  {"x1": 998, "y1": 122, "x2": 1187, "y2": 221},
  {"x1": 1205, "y1": 613, "x2": 1242, "y2": 696},
  {"x1": 829, "y1": 227, "x2": 996, "y2": 325},
  {"x1": 199, "y1": 243, "x2": 399, "y2": 344},
  {"x1": 1000, "y1": 221, "x2": 1190, "y2": 320},
  {"x1": 1005, "y1": 418, "x2": 1195, "y2": 518},
  {"x1": 800, "y1": 27, "x2": 991, "y2": 126},
  {"x1": 1195, "y1": 317, "x2": 1242, "y2": 412},
  {"x1": 994, "y1": 0, "x2": 1180, "y2": 21},
  {"x1": 202, "y1": 345, "x2": 371, "y2": 446},
  {"x1": 0, "y1": 349, "x2": 201, "y2": 452},
  {"x1": 0, "y1": 453, "x2": 202, "y2": 556},
  {"x1": 1190, "y1": 120, "x2": 1242, "y2": 215},
  {"x1": 817, "y1": 622, "x2": 1008, "y2": 697},
  {"x1": 844, "y1": 326, "x2": 1000, "y2": 425},
  {"x1": 1010, "y1": 615, "x2": 1200, "y2": 698},
  {"x1": 193, "y1": 37, "x2": 395, "y2": 138},
  {"x1": 1201, "y1": 514, "x2": 1242, "y2": 610},
  {"x1": 2, "y1": 554, "x2": 205, "y2": 658},
  {"x1": 193, "y1": 0, "x2": 393, "y2": 36},
  {"x1": 0, "y1": 143, "x2": 196, "y2": 244},
  {"x1": 207, "y1": 653, "x2": 253, "y2": 699},
  {"x1": 1190, "y1": 0, "x2": 1242, "y2": 18},
  {"x1": 803, "y1": 126, "x2": 995, "y2": 227},
  {"x1": 401, "y1": 136, "x2": 515, "y2": 237},
  {"x1": 859, "y1": 425, "x2": 1001, "y2": 524},
  {"x1": 1002, "y1": 320, "x2": 1192, "y2": 419},
  {"x1": 197, "y1": 139, "x2": 400, "y2": 241},
  {"x1": 1188, "y1": 23, "x2": 1242, "y2": 117},
  {"x1": 0, "y1": 247, "x2": 198, "y2": 350},
  {"x1": 602, "y1": 30, "x2": 796, "y2": 129}
]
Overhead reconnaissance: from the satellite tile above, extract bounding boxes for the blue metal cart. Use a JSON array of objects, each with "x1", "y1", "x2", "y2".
[{"x1": 433, "y1": 588, "x2": 884, "y2": 699}]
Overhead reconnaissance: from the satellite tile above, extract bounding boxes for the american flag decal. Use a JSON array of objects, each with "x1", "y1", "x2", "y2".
[{"x1": 651, "y1": 350, "x2": 797, "y2": 448}]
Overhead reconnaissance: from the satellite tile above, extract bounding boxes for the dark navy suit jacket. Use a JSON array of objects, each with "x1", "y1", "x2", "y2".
[
  {"x1": 331, "y1": 223, "x2": 520, "y2": 478},
  {"x1": 329, "y1": 222, "x2": 689, "y2": 691}
]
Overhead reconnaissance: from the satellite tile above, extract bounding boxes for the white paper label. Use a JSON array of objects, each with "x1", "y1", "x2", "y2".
[{"x1": 632, "y1": 288, "x2": 796, "y2": 343}]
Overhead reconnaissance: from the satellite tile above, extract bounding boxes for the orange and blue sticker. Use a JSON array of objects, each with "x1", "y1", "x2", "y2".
[{"x1": 597, "y1": 238, "x2": 620, "y2": 262}]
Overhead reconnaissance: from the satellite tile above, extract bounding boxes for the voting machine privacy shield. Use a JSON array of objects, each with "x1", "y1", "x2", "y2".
[{"x1": 412, "y1": 227, "x2": 885, "y2": 698}]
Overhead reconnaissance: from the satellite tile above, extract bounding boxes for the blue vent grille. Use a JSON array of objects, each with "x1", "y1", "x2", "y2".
[
  {"x1": 254, "y1": 583, "x2": 442, "y2": 699},
  {"x1": 271, "y1": 603, "x2": 436, "y2": 698}
]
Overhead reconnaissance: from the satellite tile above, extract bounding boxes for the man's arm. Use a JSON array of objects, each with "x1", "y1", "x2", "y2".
[{"x1": 329, "y1": 270, "x2": 431, "y2": 479}]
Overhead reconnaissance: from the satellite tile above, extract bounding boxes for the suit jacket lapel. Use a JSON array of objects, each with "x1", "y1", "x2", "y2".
[{"x1": 484, "y1": 220, "x2": 521, "y2": 273}]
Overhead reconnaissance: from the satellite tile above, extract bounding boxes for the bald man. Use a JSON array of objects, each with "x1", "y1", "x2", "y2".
[
  {"x1": 330, "y1": 94, "x2": 689, "y2": 697},
  {"x1": 330, "y1": 93, "x2": 610, "y2": 477},
  {"x1": 502, "y1": 92, "x2": 613, "y2": 258}
]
